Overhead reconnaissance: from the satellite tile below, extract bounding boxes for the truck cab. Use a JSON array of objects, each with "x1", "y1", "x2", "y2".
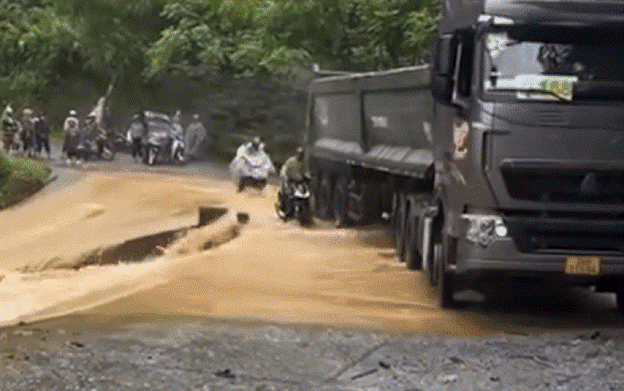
[{"x1": 430, "y1": 0, "x2": 624, "y2": 307}]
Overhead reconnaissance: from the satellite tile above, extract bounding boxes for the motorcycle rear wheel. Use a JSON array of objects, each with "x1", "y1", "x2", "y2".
[
  {"x1": 147, "y1": 147, "x2": 157, "y2": 166},
  {"x1": 174, "y1": 148, "x2": 185, "y2": 166},
  {"x1": 100, "y1": 143, "x2": 115, "y2": 161},
  {"x1": 298, "y1": 201, "x2": 313, "y2": 227}
]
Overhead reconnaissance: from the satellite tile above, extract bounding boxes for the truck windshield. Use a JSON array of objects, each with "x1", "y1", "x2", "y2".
[{"x1": 482, "y1": 26, "x2": 624, "y2": 102}]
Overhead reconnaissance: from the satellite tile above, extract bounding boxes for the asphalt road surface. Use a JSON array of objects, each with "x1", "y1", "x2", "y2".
[{"x1": 1, "y1": 145, "x2": 624, "y2": 390}]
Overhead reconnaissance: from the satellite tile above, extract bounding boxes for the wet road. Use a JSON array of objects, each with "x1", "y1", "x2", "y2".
[
  {"x1": 2, "y1": 148, "x2": 624, "y2": 390},
  {"x1": 3, "y1": 145, "x2": 623, "y2": 333}
]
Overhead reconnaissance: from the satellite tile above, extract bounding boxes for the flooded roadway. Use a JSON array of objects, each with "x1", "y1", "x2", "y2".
[{"x1": 1, "y1": 155, "x2": 623, "y2": 336}]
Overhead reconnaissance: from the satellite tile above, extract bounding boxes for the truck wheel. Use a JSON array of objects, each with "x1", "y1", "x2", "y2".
[
  {"x1": 391, "y1": 193, "x2": 401, "y2": 246},
  {"x1": 396, "y1": 194, "x2": 409, "y2": 263},
  {"x1": 405, "y1": 210, "x2": 422, "y2": 271},
  {"x1": 616, "y1": 282, "x2": 624, "y2": 314},
  {"x1": 315, "y1": 174, "x2": 332, "y2": 219},
  {"x1": 350, "y1": 181, "x2": 379, "y2": 225},
  {"x1": 434, "y1": 229, "x2": 460, "y2": 309},
  {"x1": 333, "y1": 177, "x2": 352, "y2": 227},
  {"x1": 428, "y1": 242, "x2": 440, "y2": 287}
]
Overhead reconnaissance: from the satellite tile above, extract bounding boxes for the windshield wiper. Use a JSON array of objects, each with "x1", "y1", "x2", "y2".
[{"x1": 487, "y1": 87, "x2": 570, "y2": 102}]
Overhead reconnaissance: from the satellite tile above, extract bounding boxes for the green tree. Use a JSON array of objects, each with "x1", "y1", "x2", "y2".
[{"x1": 145, "y1": 0, "x2": 439, "y2": 76}]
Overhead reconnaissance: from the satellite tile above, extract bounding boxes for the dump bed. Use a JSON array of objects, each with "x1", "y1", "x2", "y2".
[{"x1": 306, "y1": 65, "x2": 434, "y2": 179}]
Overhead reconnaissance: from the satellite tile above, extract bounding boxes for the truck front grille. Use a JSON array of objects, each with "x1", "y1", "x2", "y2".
[
  {"x1": 504, "y1": 212, "x2": 624, "y2": 256},
  {"x1": 501, "y1": 165, "x2": 624, "y2": 205}
]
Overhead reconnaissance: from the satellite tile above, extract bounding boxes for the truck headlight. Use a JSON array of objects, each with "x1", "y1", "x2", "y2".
[{"x1": 461, "y1": 214, "x2": 508, "y2": 247}]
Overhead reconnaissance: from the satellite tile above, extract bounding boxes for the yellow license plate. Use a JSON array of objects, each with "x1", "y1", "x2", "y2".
[{"x1": 565, "y1": 256, "x2": 600, "y2": 275}]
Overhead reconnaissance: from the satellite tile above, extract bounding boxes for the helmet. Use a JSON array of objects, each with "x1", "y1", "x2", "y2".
[
  {"x1": 296, "y1": 147, "x2": 305, "y2": 159},
  {"x1": 5, "y1": 106, "x2": 12, "y2": 115},
  {"x1": 69, "y1": 110, "x2": 77, "y2": 116},
  {"x1": 251, "y1": 136, "x2": 261, "y2": 149},
  {"x1": 193, "y1": 113, "x2": 200, "y2": 120}
]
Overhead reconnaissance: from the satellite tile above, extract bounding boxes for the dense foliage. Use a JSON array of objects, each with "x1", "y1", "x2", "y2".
[{"x1": 1, "y1": 0, "x2": 439, "y2": 110}]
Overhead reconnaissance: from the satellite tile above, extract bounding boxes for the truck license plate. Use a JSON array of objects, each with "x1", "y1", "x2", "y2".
[{"x1": 565, "y1": 256, "x2": 600, "y2": 275}]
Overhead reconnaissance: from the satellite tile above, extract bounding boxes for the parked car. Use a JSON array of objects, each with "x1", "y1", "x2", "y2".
[{"x1": 141, "y1": 111, "x2": 185, "y2": 166}]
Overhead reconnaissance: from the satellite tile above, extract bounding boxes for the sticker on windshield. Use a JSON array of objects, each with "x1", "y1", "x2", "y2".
[{"x1": 514, "y1": 74, "x2": 578, "y2": 101}]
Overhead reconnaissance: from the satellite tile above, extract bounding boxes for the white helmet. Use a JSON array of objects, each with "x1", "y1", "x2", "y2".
[{"x1": 69, "y1": 110, "x2": 77, "y2": 116}]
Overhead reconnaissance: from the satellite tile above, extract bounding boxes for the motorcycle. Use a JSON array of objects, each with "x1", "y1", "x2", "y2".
[
  {"x1": 276, "y1": 178, "x2": 313, "y2": 226},
  {"x1": 143, "y1": 132, "x2": 185, "y2": 166},
  {"x1": 73, "y1": 133, "x2": 117, "y2": 161},
  {"x1": 230, "y1": 149, "x2": 275, "y2": 192}
]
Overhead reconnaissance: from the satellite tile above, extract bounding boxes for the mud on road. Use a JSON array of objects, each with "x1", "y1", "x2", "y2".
[{"x1": 1, "y1": 163, "x2": 624, "y2": 390}]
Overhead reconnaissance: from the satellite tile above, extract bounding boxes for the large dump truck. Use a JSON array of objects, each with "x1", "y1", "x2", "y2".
[{"x1": 305, "y1": 0, "x2": 624, "y2": 309}]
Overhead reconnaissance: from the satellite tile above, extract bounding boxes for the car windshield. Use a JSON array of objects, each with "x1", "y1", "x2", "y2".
[
  {"x1": 482, "y1": 25, "x2": 624, "y2": 102},
  {"x1": 148, "y1": 120, "x2": 171, "y2": 136}
]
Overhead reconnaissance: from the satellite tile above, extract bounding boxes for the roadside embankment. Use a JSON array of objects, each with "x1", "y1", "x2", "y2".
[
  {"x1": 0, "y1": 171, "x2": 241, "y2": 327},
  {"x1": 0, "y1": 153, "x2": 51, "y2": 210}
]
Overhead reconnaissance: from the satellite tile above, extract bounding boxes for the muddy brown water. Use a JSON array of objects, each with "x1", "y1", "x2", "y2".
[{"x1": 0, "y1": 170, "x2": 622, "y2": 335}]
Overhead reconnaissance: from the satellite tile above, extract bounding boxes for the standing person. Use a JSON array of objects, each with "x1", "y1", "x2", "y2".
[
  {"x1": 170, "y1": 110, "x2": 184, "y2": 161},
  {"x1": 84, "y1": 114, "x2": 107, "y2": 157},
  {"x1": 34, "y1": 113, "x2": 51, "y2": 159},
  {"x1": 62, "y1": 110, "x2": 81, "y2": 164},
  {"x1": 19, "y1": 108, "x2": 36, "y2": 157},
  {"x1": 185, "y1": 113, "x2": 207, "y2": 161},
  {"x1": 126, "y1": 113, "x2": 147, "y2": 162},
  {"x1": 1, "y1": 106, "x2": 20, "y2": 153},
  {"x1": 171, "y1": 110, "x2": 183, "y2": 139}
]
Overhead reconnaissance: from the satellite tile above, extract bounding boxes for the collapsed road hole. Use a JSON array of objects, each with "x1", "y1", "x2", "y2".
[
  {"x1": 199, "y1": 207, "x2": 228, "y2": 227},
  {"x1": 237, "y1": 212, "x2": 249, "y2": 224},
  {"x1": 71, "y1": 207, "x2": 231, "y2": 269}
]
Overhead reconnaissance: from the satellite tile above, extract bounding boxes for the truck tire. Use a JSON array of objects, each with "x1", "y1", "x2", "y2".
[
  {"x1": 315, "y1": 173, "x2": 332, "y2": 219},
  {"x1": 433, "y1": 227, "x2": 460, "y2": 309},
  {"x1": 333, "y1": 177, "x2": 352, "y2": 227},
  {"x1": 394, "y1": 193, "x2": 407, "y2": 263},
  {"x1": 349, "y1": 181, "x2": 379, "y2": 225},
  {"x1": 405, "y1": 209, "x2": 422, "y2": 270},
  {"x1": 391, "y1": 192, "x2": 401, "y2": 246},
  {"x1": 616, "y1": 283, "x2": 624, "y2": 314}
]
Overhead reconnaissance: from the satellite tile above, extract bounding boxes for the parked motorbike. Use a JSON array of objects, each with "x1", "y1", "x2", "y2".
[
  {"x1": 276, "y1": 179, "x2": 313, "y2": 226},
  {"x1": 143, "y1": 132, "x2": 185, "y2": 166},
  {"x1": 73, "y1": 134, "x2": 116, "y2": 161}
]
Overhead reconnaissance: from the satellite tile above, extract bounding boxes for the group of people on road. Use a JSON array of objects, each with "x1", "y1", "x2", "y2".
[
  {"x1": 126, "y1": 110, "x2": 208, "y2": 163},
  {"x1": 61, "y1": 109, "x2": 112, "y2": 164},
  {"x1": 231, "y1": 135, "x2": 308, "y2": 199},
  {"x1": 1, "y1": 105, "x2": 51, "y2": 159},
  {"x1": 3, "y1": 103, "x2": 309, "y2": 216},
  {"x1": 230, "y1": 135, "x2": 310, "y2": 223}
]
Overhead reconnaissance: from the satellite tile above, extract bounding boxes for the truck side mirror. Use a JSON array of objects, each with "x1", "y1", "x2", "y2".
[{"x1": 431, "y1": 35, "x2": 457, "y2": 103}]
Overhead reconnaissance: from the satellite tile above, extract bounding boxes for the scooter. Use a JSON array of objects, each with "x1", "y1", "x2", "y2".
[
  {"x1": 73, "y1": 134, "x2": 116, "y2": 161},
  {"x1": 144, "y1": 134, "x2": 185, "y2": 166},
  {"x1": 276, "y1": 179, "x2": 313, "y2": 226},
  {"x1": 231, "y1": 152, "x2": 273, "y2": 192}
]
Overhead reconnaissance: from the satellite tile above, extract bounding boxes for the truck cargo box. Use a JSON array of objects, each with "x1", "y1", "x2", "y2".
[{"x1": 307, "y1": 65, "x2": 434, "y2": 179}]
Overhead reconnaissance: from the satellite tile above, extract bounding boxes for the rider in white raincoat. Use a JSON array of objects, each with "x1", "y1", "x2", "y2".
[{"x1": 230, "y1": 137, "x2": 276, "y2": 192}]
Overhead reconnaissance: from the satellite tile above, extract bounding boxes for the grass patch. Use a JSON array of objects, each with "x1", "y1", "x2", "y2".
[{"x1": 0, "y1": 153, "x2": 51, "y2": 209}]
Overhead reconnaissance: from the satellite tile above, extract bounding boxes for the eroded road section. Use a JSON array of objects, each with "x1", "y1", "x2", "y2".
[
  {"x1": 2, "y1": 168, "x2": 624, "y2": 390},
  {"x1": 1, "y1": 169, "x2": 622, "y2": 334}
]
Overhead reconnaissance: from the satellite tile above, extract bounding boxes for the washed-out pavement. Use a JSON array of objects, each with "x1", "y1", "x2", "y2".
[{"x1": 2, "y1": 149, "x2": 624, "y2": 390}]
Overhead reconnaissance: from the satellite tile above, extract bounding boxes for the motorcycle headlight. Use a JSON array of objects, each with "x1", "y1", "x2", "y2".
[{"x1": 461, "y1": 214, "x2": 508, "y2": 247}]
